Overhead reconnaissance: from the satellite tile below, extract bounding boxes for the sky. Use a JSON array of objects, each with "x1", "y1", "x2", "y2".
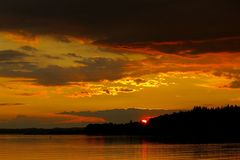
[{"x1": 0, "y1": 0, "x2": 240, "y2": 128}]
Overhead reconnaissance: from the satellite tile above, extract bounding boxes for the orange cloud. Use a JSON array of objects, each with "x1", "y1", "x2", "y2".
[{"x1": 3, "y1": 32, "x2": 39, "y2": 45}]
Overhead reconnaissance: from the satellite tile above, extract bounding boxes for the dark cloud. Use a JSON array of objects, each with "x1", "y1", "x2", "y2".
[
  {"x1": 116, "y1": 88, "x2": 134, "y2": 93},
  {"x1": 0, "y1": 50, "x2": 30, "y2": 61},
  {"x1": 103, "y1": 37, "x2": 240, "y2": 55},
  {"x1": 0, "y1": 0, "x2": 239, "y2": 54},
  {"x1": 60, "y1": 108, "x2": 179, "y2": 123},
  {"x1": 43, "y1": 54, "x2": 62, "y2": 60},
  {"x1": 53, "y1": 35, "x2": 72, "y2": 43},
  {"x1": 229, "y1": 80, "x2": 240, "y2": 88},
  {"x1": 0, "y1": 57, "x2": 128, "y2": 85},
  {"x1": 0, "y1": 103, "x2": 24, "y2": 106},
  {"x1": 66, "y1": 53, "x2": 83, "y2": 58},
  {"x1": 0, "y1": 61, "x2": 36, "y2": 74},
  {"x1": 20, "y1": 46, "x2": 38, "y2": 52},
  {"x1": 15, "y1": 92, "x2": 41, "y2": 97},
  {"x1": 134, "y1": 78, "x2": 147, "y2": 84},
  {"x1": 214, "y1": 69, "x2": 240, "y2": 88}
]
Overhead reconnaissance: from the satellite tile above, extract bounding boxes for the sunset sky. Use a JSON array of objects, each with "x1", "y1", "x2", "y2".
[{"x1": 0, "y1": 0, "x2": 240, "y2": 128}]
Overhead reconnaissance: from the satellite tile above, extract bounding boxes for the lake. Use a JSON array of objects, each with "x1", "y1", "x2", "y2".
[{"x1": 0, "y1": 135, "x2": 239, "y2": 160}]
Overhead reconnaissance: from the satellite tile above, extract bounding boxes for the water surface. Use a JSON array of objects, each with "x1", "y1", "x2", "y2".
[{"x1": 0, "y1": 135, "x2": 239, "y2": 160}]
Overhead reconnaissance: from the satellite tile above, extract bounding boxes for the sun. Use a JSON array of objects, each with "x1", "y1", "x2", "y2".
[{"x1": 141, "y1": 119, "x2": 148, "y2": 124}]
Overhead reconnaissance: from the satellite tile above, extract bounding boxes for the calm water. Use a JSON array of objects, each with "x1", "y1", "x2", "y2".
[{"x1": 0, "y1": 135, "x2": 240, "y2": 160}]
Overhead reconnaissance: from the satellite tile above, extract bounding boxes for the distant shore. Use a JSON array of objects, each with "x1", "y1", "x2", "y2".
[
  {"x1": 0, "y1": 128, "x2": 85, "y2": 135},
  {"x1": 1, "y1": 105, "x2": 240, "y2": 144}
]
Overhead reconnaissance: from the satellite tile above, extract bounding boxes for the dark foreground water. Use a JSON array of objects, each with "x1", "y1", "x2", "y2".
[{"x1": 0, "y1": 135, "x2": 240, "y2": 160}]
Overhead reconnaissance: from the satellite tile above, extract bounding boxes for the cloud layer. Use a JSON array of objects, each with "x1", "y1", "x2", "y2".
[
  {"x1": 0, "y1": 0, "x2": 239, "y2": 54},
  {"x1": 0, "y1": 55, "x2": 128, "y2": 85}
]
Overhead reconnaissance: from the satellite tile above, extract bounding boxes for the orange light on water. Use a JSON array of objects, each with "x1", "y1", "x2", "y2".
[{"x1": 141, "y1": 119, "x2": 148, "y2": 124}]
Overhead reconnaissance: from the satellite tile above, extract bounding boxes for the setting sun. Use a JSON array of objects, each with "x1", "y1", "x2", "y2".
[{"x1": 141, "y1": 119, "x2": 148, "y2": 124}]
